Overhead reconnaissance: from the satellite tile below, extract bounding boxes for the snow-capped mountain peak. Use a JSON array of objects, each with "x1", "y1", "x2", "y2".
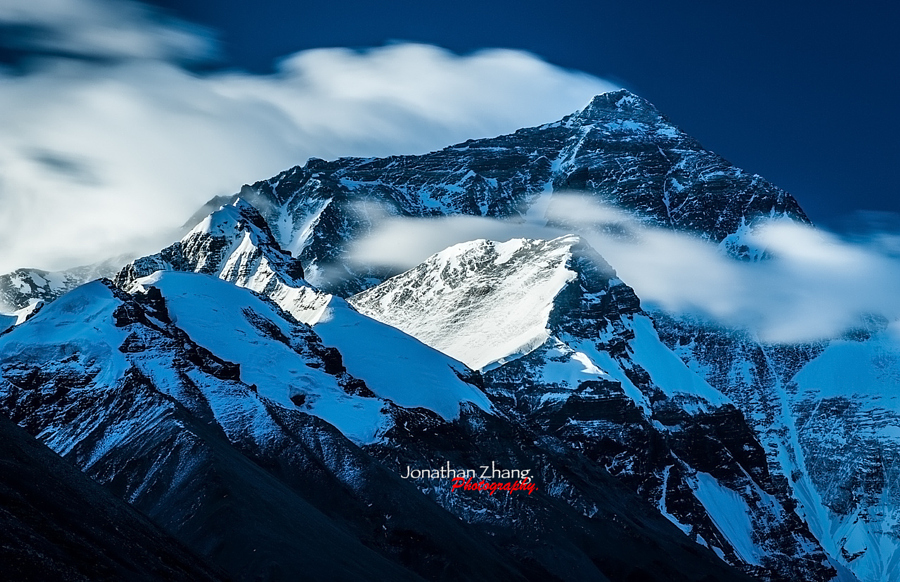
[
  {"x1": 1, "y1": 88, "x2": 873, "y2": 582},
  {"x1": 349, "y1": 233, "x2": 724, "y2": 411},
  {"x1": 116, "y1": 198, "x2": 325, "y2": 322}
]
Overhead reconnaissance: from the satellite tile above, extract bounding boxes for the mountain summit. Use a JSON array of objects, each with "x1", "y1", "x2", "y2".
[{"x1": 564, "y1": 89, "x2": 671, "y2": 125}]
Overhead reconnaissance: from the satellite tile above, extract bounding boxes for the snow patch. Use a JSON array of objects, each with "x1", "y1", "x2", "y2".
[{"x1": 689, "y1": 471, "x2": 762, "y2": 566}]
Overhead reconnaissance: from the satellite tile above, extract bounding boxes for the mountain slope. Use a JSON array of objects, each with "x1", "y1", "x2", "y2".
[
  {"x1": 106, "y1": 198, "x2": 766, "y2": 580},
  {"x1": 0, "y1": 413, "x2": 225, "y2": 582},
  {"x1": 115, "y1": 199, "x2": 493, "y2": 422},
  {"x1": 0, "y1": 256, "x2": 127, "y2": 312},
  {"x1": 0, "y1": 274, "x2": 763, "y2": 582},
  {"x1": 0, "y1": 87, "x2": 881, "y2": 581},
  {"x1": 0, "y1": 277, "x2": 492, "y2": 581},
  {"x1": 791, "y1": 328, "x2": 900, "y2": 582}
]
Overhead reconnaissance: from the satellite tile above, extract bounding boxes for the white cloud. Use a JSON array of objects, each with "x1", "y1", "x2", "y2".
[
  {"x1": 0, "y1": 0, "x2": 215, "y2": 62},
  {"x1": 349, "y1": 205, "x2": 562, "y2": 270},
  {"x1": 350, "y1": 196, "x2": 900, "y2": 344},
  {"x1": 0, "y1": 0, "x2": 616, "y2": 274}
]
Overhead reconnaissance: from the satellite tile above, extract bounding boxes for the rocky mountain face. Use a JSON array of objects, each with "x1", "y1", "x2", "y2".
[
  {"x1": 114, "y1": 199, "x2": 495, "y2": 425},
  {"x1": 194, "y1": 88, "x2": 879, "y2": 582},
  {"x1": 0, "y1": 277, "x2": 431, "y2": 581},
  {"x1": 0, "y1": 88, "x2": 887, "y2": 581},
  {"x1": 0, "y1": 256, "x2": 127, "y2": 312},
  {"x1": 654, "y1": 313, "x2": 900, "y2": 582},
  {"x1": 114, "y1": 199, "x2": 325, "y2": 322},
  {"x1": 113, "y1": 200, "x2": 835, "y2": 579}
]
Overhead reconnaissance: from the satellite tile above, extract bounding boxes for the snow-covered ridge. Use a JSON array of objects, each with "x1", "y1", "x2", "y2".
[
  {"x1": 0, "y1": 269, "x2": 774, "y2": 582},
  {"x1": 116, "y1": 198, "x2": 329, "y2": 324},
  {"x1": 0, "y1": 275, "x2": 380, "y2": 442},
  {"x1": 0, "y1": 256, "x2": 129, "y2": 313},
  {"x1": 349, "y1": 232, "x2": 736, "y2": 417},
  {"x1": 115, "y1": 199, "x2": 493, "y2": 424}
]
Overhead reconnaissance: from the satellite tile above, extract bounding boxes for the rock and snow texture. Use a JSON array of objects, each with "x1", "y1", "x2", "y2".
[
  {"x1": 351, "y1": 237, "x2": 582, "y2": 371},
  {"x1": 351, "y1": 234, "x2": 837, "y2": 581},
  {"x1": 351, "y1": 235, "x2": 725, "y2": 408},
  {"x1": 133, "y1": 271, "x2": 393, "y2": 443},
  {"x1": 0, "y1": 87, "x2": 887, "y2": 581},
  {"x1": 116, "y1": 198, "x2": 328, "y2": 324},
  {"x1": 1, "y1": 275, "x2": 387, "y2": 443},
  {"x1": 0, "y1": 256, "x2": 128, "y2": 312},
  {"x1": 653, "y1": 312, "x2": 900, "y2": 582},
  {"x1": 790, "y1": 327, "x2": 900, "y2": 582},
  {"x1": 0, "y1": 277, "x2": 521, "y2": 581}
]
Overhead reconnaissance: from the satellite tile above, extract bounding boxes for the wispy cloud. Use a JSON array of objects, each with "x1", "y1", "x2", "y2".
[
  {"x1": 0, "y1": 0, "x2": 216, "y2": 62},
  {"x1": 351, "y1": 195, "x2": 900, "y2": 343},
  {"x1": 0, "y1": 0, "x2": 617, "y2": 274}
]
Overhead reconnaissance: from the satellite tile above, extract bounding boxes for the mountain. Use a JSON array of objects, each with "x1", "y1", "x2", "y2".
[
  {"x1": 109, "y1": 199, "x2": 842, "y2": 579},
  {"x1": 114, "y1": 199, "x2": 493, "y2": 424},
  {"x1": 194, "y1": 88, "x2": 877, "y2": 581},
  {"x1": 0, "y1": 256, "x2": 128, "y2": 312},
  {"x1": 0, "y1": 412, "x2": 225, "y2": 581},
  {"x1": 109, "y1": 197, "x2": 761, "y2": 580},
  {"x1": 350, "y1": 234, "x2": 838, "y2": 581},
  {"x1": 0, "y1": 88, "x2": 886, "y2": 581},
  {"x1": 0, "y1": 277, "x2": 433, "y2": 580}
]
